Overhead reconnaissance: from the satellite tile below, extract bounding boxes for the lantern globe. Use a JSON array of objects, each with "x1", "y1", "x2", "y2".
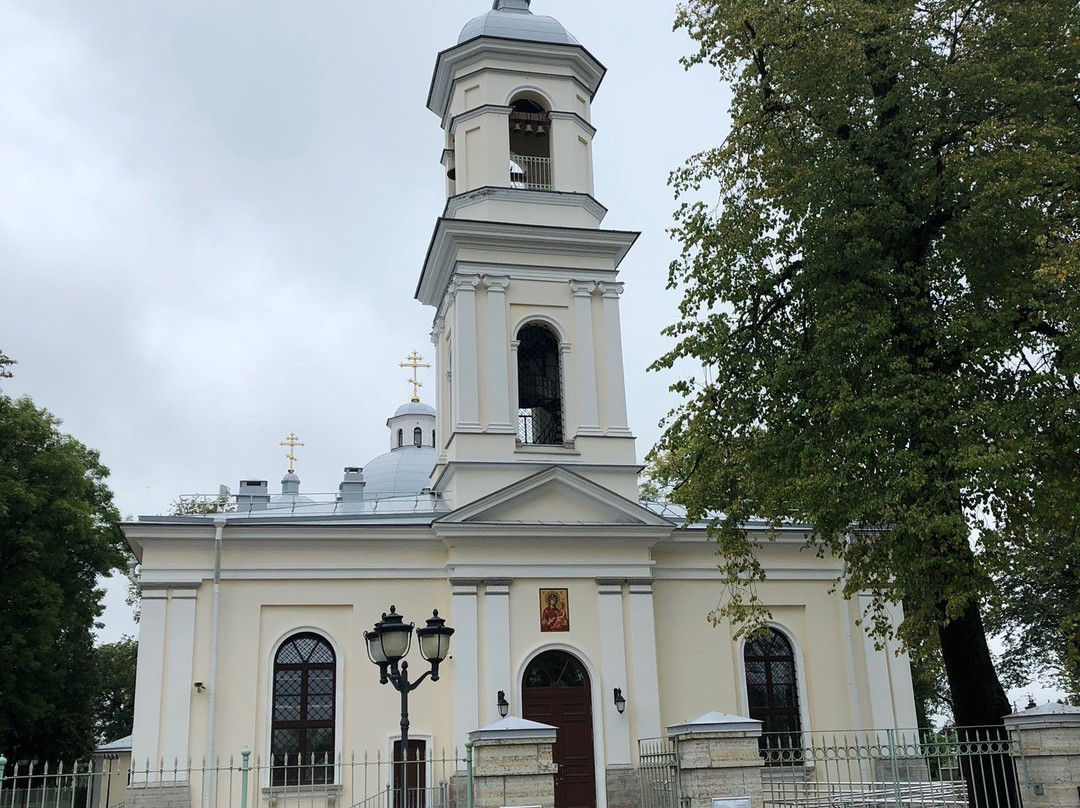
[
  {"x1": 417, "y1": 609, "x2": 455, "y2": 663},
  {"x1": 376, "y1": 605, "x2": 414, "y2": 662}
]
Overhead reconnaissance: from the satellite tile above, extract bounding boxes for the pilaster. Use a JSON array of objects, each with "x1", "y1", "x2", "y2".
[
  {"x1": 451, "y1": 277, "x2": 481, "y2": 431},
  {"x1": 482, "y1": 277, "x2": 514, "y2": 432},
  {"x1": 627, "y1": 580, "x2": 662, "y2": 740},
  {"x1": 571, "y1": 281, "x2": 602, "y2": 437},
  {"x1": 596, "y1": 580, "x2": 631, "y2": 765},
  {"x1": 452, "y1": 582, "x2": 481, "y2": 757},
  {"x1": 598, "y1": 283, "x2": 631, "y2": 436},
  {"x1": 483, "y1": 581, "x2": 512, "y2": 725}
]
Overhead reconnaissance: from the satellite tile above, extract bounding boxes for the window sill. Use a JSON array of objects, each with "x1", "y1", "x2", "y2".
[
  {"x1": 264, "y1": 784, "x2": 343, "y2": 808},
  {"x1": 515, "y1": 441, "x2": 579, "y2": 456}
]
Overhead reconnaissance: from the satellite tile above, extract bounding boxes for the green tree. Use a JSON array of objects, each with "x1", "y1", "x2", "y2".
[
  {"x1": 653, "y1": 0, "x2": 1079, "y2": 735},
  {"x1": 93, "y1": 637, "x2": 138, "y2": 744},
  {"x1": 0, "y1": 361, "x2": 126, "y2": 760}
]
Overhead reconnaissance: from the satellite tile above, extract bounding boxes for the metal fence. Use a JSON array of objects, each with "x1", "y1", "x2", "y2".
[
  {"x1": 760, "y1": 728, "x2": 1025, "y2": 808},
  {"x1": 638, "y1": 738, "x2": 681, "y2": 808},
  {"x1": 0, "y1": 749, "x2": 467, "y2": 808}
]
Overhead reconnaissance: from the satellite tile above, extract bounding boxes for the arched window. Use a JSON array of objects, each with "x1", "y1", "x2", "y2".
[
  {"x1": 744, "y1": 628, "x2": 803, "y2": 763},
  {"x1": 271, "y1": 633, "x2": 336, "y2": 786},
  {"x1": 413, "y1": 427, "x2": 423, "y2": 447},
  {"x1": 508, "y1": 97, "x2": 551, "y2": 190},
  {"x1": 432, "y1": 430, "x2": 436, "y2": 447},
  {"x1": 517, "y1": 324, "x2": 563, "y2": 446},
  {"x1": 397, "y1": 429, "x2": 403, "y2": 448}
]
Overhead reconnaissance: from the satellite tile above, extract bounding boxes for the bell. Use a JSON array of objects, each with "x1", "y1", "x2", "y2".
[
  {"x1": 524, "y1": 124, "x2": 534, "y2": 137},
  {"x1": 535, "y1": 124, "x2": 547, "y2": 138},
  {"x1": 446, "y1": 168, "x2": 456, "y2": 180},
  {"x1": 513, "y1": 121, "x2": 523, "y2": 133}
]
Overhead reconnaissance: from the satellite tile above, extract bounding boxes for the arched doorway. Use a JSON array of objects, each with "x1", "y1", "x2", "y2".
[{"x1": 522, "y1": 650, "x2": 596, "y2": 808}]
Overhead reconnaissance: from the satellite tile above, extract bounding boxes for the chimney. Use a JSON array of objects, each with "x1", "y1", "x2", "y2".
[
  {"x1": 338, "y1": 467, "x2": 366, "y2": 503},
  {"x1": 235, "y1": 480, "x2": 269, "y2": 512}
]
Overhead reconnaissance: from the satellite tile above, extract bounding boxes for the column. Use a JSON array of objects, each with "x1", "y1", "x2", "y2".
[
  {"x1": 161, "y1": 588, "x2": 197, "y2": 767},
  {"x1": 599, "y1": 283, "x2": 632, "y2": 436},
  {"x1": 667, "y1": 713, "x2": 765, "y2": 808},
  {"x1": 484, "y1": 581, "x2": 512, "y2": 724},
  {"x1": 451, "y1": 277, "x2": 481, "y2": 431},
  {"x1": 571, "y1": 281, "x2": 602, "y2": 436},
  {"x1": 452, "y1": 582, "x2": 480, "y2": 757},
  {"x1": 627, "y1": 580, "x2": 662, "y2": 740},
  {"x1": 596, "y1": 581, "x2": 631, "y2": 765},
  {"x1": 1004, "y1": 704, "x2": 1080, "y2": 808},
  {"x1": 469, "y1": 719, "x2": 557, "y2": 808},
  {"x1": 482, "y1": 277, "x2": 514, "y2": 432},
  {"x1": 131, "y1": 590, "x2": 168, "y2": 767}
]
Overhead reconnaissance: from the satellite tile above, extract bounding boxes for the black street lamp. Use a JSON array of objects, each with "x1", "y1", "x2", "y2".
[{"x1": 364, "y1": 605, "x2": 454, "y2": 808}]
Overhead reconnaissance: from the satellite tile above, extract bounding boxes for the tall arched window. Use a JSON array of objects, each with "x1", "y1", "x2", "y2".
[
  {"x1": 413, "y1": 427, "x2": 423, "y2": 447},
  {"x1": 397, "y1": 429, "x2": 404, "y2": 448},
  {"x1": 271, "y1": 633, "x2": 336, "y2": 786},
  {"x1": 517, "y1": 324, "x2": 563, "y2": 445},
  {"x1": 744, "y1": 628, "x2": 803, "y2": 763}
]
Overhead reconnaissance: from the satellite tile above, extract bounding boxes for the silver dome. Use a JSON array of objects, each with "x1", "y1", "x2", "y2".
[
  {"x1": 458, "y1": 0, "x2": 579, "y2": 46},
  {"x1": 361, "y1": 445, "x2": 436, "y2": 499},
  {"x1": 394, "y1": 401, "x2": 436, "y2": 418}
]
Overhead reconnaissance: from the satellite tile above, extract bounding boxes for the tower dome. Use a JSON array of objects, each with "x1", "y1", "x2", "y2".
[
  {"x1": 361, "y1": 398, "x2": 437, "y2": 499},
  {"x1": 458, "y1": 0, "x2": 579, "y2": 46}
]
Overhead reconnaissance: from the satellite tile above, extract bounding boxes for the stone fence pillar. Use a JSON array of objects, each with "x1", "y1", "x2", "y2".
[
  {"x1": 668, "y1": 712, "x2": 764, "y2": 808},
  {"x1": 469, "y1": 716, "x2": 558, "y2": 808},
  {"x1": 1004, "y1": 703, "x2": 1080, "y2": 808}
]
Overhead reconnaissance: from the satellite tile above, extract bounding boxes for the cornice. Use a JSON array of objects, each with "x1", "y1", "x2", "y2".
[
  {"x1": 443, "y1": 186, "x2": 608, "y2": 225},
  {"x1": 416, "y1": 218, "x2": 639, "y2": 306}
]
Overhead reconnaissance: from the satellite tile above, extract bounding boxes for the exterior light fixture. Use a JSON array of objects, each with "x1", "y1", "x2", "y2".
[
  {"x1": 364, "y1": 605, "x2": 454, "y2": 808},
  {"x1": 613, "y1": 687, "x2": 626, "y2": 714},
  {"x1": 497, "y1": 690, "x2": 510, "y2": 718}
]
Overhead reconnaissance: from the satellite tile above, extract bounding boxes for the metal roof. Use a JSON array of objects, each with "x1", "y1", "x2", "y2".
[{"x1": 458, "y1": 1, "x2": 579, "y2": 46}]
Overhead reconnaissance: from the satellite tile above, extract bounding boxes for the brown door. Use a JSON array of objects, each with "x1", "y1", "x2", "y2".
[
  {"x1": 393, "y1": 738, "x2": 426, "y2": 808},
  {"x1": 522, "y1": 651, "x2": 596, "y2": 808}
]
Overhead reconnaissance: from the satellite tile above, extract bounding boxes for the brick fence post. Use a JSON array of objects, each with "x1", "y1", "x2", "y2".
[
  {"x1": 469, "y1": 717, "x2": 558, "y2": 808},
  {"x1": 1004, "y1": 703, "x2": 1080, "y2": 808},
  {"x1": 668, "y1": 712, "x2": 764, "y2": 808}
]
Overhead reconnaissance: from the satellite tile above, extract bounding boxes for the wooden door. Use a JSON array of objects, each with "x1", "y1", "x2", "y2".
[
  {"x1": 393, "y1": 738, "x2": 426, "y2": 808},
  {"x1": 522, "y1": 651, "x2": 596, "y2": 808}
]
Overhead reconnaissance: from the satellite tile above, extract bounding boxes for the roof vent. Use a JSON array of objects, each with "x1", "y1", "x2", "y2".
[
  {"x1": 338, "y1": 467, "x2": 366, "y2": 503},
  {"x1": 236, "y1": 480, "x2": 269, "y2": 512}
]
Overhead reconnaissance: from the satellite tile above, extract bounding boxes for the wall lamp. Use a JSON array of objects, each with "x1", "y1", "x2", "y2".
[
  {"x1": 613, "y1": 687, "x2": 626, "y2": 714},
  {"x1": 497, "y1": 690, "x2": 510, "y2": 718}
]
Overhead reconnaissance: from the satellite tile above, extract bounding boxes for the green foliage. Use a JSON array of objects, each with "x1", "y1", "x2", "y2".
[
  {"x1": 93, "y1": 637, "x2": 138, "y2": 744},
  {"x1": 168, "y1": 489, "x2": 234, "y2": 516},
  {"x1": 654, "y1": 0, "x2": 1079, "y2": 725},
  {"x1": 0, "y1": 390, "x2": 126, "y2": 760},
  {"x1": 0, "y1": 351, "x2": 14, "y2": 381}
]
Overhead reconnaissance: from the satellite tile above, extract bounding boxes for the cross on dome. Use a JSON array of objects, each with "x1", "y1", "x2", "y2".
[
  {"x1": 278, "y1": 432, "x2": 305, "y2": 473},
  {"x1": 399, "y1": 351, "x2": 432, "y2": 403}
]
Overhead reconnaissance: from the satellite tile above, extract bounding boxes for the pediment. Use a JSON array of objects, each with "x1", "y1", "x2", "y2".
[{"x1": 437, "y1": 467, "x2": 672, "y2": 527}]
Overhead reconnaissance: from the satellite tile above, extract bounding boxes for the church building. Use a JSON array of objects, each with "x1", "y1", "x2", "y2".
[{"x1": 124, "y1": 3, "x2": 918, "y2": 807}]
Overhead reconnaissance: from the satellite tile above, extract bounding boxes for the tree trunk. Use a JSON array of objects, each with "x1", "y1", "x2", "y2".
[{"x1": 938, "y1": 602, "x2": 1019, "y2": 808}]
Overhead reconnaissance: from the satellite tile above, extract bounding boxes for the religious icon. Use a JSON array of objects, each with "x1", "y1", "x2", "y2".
[{"x1": 539, "y1": 588, "x2": 570, "y2": 632}]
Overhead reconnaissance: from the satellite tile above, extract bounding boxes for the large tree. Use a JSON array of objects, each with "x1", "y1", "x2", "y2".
[
  {"x1": 652, "y1": 0, "x2": 1079, "y2": 731},
  {"x1": 93, "y1": 637, "x2": 138, "y2": 745},
  {"x1": 0, "y1": 356, "x2": 127, "y2": 760}
]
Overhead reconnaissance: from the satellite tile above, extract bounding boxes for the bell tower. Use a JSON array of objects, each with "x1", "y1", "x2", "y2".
[{"x1": 418, "y1": 0, "x2": 641, "y2": 508}]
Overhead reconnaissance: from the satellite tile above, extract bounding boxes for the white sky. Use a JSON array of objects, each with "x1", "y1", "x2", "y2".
[{"x1": 0, "y1": 0, "x2": 1062, "y2": 709}]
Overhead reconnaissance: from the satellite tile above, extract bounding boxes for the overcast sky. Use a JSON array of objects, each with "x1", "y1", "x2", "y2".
[{"x1": 0, "y1": 0, "x2": 1061, "y2": 707}]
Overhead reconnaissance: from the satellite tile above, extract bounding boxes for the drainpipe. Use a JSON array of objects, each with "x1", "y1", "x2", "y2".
[{"x1": 203, "y1": 516, "x2": 226, "y2": 808}]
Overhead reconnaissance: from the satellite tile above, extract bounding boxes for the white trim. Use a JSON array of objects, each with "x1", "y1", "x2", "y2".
[
  {"x1": 384, "y1": 733, "x2": 434, "y2": 804},
  {"x1": 505, "y1": 85, "x2": 555, "y2": 110},
  {"x1": 511, "y1": 312, "x2": 567, "y2": 343},
  {"x1": 516, "y1": 643, "x2": 607, "y2": 808},
  {"x1": 263, "y1": 627, "x2": 345, "y2": 787},
  {"x1": 735, "y1": 622, "x2": 812, "y2": 744}
]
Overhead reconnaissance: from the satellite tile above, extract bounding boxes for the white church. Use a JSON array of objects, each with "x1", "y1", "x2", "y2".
[{"x1": 124, "y1": 2, "x2": 918, "y2": 807}]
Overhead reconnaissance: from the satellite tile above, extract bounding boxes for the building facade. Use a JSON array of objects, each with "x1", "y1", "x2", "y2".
[{"x1": 124, "y1": 3, "x2": 917, "y2": 807}]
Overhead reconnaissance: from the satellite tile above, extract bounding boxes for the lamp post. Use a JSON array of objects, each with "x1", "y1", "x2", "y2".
[{"x1": 364, "y1": 605, "x2": 454, "y2": 808}]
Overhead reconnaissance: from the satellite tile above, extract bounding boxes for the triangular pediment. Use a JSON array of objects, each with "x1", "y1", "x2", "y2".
[{"x1": 437, "y1": 467, "x2": 672, "y2": 527}]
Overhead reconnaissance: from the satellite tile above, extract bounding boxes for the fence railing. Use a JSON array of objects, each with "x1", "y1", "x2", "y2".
[
  {"x1": 0, "y1": 749, "x2": 466, "y2": 808},
  {"x1": 638, "y1": 738, "x2": 680, "y2": 808},
  {"x1": 509, "y1": 154, "x2": 552, "y2": 190},
  {"x1": 760, "y1": 728, "x2": 1024, "y2": 808}
]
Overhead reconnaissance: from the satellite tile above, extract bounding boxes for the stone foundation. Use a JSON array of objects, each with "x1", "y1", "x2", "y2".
[
  {"x1": 605, "y1": 764, "x2": 639, "y2": 808},
  {"x1": 125, "y1": 780, "x2": 192, "y2": 808}
]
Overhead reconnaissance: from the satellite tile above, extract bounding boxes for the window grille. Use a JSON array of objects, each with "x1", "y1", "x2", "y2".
[
  {"x1": 744, "y1": 629, "x2": 803, "y2": 763},
  {"x1": 271, "y1": 633, "x2": 336, "y2": 785},
  {"x1": 516, "y1": 324, "x2": 563, "y2": 445}
]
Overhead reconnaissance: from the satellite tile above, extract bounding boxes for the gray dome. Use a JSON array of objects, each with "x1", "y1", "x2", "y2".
[
  {"x1": 362, "y1": 445, "x2": 436, "y2": 499},
  {"x1": 394, "y1": 401, "x2": 436, "y2": 418},
  {"x1": 459, "y1": 0, "x2": 579, "y2": 46}
]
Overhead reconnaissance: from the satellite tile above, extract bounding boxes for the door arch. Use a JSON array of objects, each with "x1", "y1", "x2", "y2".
[{"x1": 521, "y1": 650, "x2": 596, "y2": 808}]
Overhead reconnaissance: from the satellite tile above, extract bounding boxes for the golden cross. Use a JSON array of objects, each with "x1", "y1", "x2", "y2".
[
  {"x1": 279, "y1": 432, "x2": 305, "y2": 473},
  {"x1": 399, "y1": 350, "x2": 431, "y2": 403}
]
